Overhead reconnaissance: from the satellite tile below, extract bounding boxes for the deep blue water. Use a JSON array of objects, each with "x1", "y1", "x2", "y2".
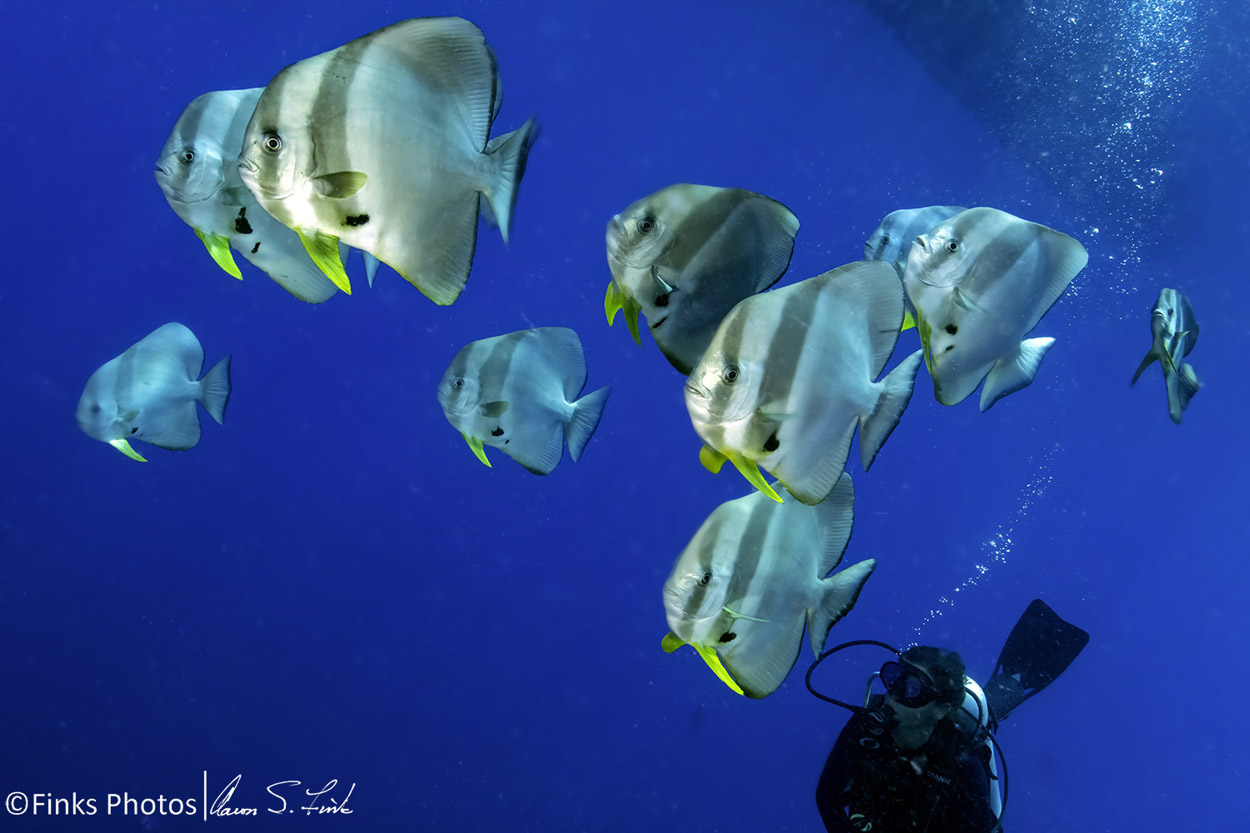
[{"x1": 2, "y1": 1, "x2": 1247, "y2": 830}]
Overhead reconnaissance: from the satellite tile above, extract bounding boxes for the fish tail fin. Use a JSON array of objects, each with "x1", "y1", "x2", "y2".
[
  {"x1": 809, "y1": 559, "x2": 876, "y2": 658},
  {"x1": 199, "y1": 355, "x2": 233, "y2": 425},
  {"x1": 483, "y1": 117, "x2": 539, "y2": 245},
  {"x1": 566, "y1": 386, "x2": 611, "y2": 462},
  {"x1": 1131, "y1": 348, "x2": 1159, "y2": 385},
  {"x1": 860, "y1": 348, "x2": 922, "y2": 470},
  {"x1": 1166, "y1": 361, "x2": 1201, "y2": 424},
  {"x1": 980, "y1": 337, "x2": 1055, "y2": 412}
]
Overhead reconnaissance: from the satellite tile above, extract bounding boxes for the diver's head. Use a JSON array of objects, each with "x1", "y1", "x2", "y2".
[{"x1": 881, "y1": 647, "x2": 967, "y2": 747}]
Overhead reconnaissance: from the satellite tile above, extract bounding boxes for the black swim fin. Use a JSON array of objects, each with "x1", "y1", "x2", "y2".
[{"x1": 984, "y1": 599, "x2": 1089, "y2": 725}]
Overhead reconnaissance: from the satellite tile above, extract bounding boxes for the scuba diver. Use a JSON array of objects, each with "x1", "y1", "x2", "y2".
[{"x1": 810, "y1": 599, "x2": 1089, "y2": 833}]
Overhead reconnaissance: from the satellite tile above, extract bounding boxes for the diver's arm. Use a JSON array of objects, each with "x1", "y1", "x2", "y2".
[{"x1": 814, "y1": 721, "x2": 862, "y2": 833}]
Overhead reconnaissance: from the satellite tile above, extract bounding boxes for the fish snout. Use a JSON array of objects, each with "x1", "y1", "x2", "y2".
[
  {"x1": 915, "y1": 234, "x2": 930, "y2": 253},
  {"x1": 684, "y1": 380, "x2": 709, "y2": 400}
]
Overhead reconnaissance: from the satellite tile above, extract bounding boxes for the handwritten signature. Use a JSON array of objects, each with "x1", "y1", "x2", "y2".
[{"x1": 209, "y1": 774, "x2": 354, "y2": 817}]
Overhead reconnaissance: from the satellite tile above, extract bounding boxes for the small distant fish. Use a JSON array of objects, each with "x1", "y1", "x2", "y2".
[
  {"x1": 903, "y1": 207, "x2": 1088, "y2": 410},
  {"x1": 1132, "y1": 287, "x2": 1201, "y2": 424},
  {"x1": 437, "y1": 327, "x2": 611, "y2": 474},
  {"x1": 605, "y1": 184, "x2": 799, "y2": 374},
  {"x1": 685, "y1": 260, "x2": 922, "y2": 505},
  {"x1": 864, "y1": 205, "x2": 965, "y2": 330},
  {"x1": 154, "y1": 88, "x2": 341, "y2": 303},
  {"x1": 864, "y1": 205, "x2": 966, "y2": 267},
  {"x1": 238, "y1": 16, "x2": 537, "y2": 304},
  {"x1": 662, "y1": 473, "x2": 876, "y2": 698},
  {"x1": 76, "y1": 323, "x2": 232, "y2": 462}
]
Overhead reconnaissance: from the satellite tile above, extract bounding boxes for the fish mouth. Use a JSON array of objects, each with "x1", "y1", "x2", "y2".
[
  {"x1": 915, "y1": 234, "x2": 931, "y2": 254},
  {"x1": 684, "y1": 380, "x2": 709, "y2": 400},
  {"x1": 154, "y1": 163, "x2": 173, "y2": 178}
]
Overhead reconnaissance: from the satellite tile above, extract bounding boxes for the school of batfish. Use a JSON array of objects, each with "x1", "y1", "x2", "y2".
[{"x1": 78, "y1": 16, "x2": 1203, "y2": 698}]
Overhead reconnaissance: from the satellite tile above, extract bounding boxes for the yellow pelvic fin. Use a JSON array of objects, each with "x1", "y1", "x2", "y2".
[
  {"x1": 193, "y1": 228, "x2": 242, "y2": 280},
  {"x1": 699, "y1": 444, "x2": 727, "y2": 474},
  {"x1": 692, "y1": 642, "x2": 745, "y2": 696},
  {"x1": 605, "y1": 281, "x2": 624, "y2": 325},
  {"x1": 914, "y1": 305, "x2": 934, "y2": 375},
  {"x1": 462, "y1": 433, "x2": 492, "y2": 468},
  {"x1": 604, "y1": 281, "x2": 643, "y2": 345},
  {"x1": 661, "y1": 631, "x2": 686, "y2": 653},
  {"x1": 108, "y1": 438, "x2": 148, "y2": 462},
  {"x1": 901, "y1": 310, "x2": 916, "y2": 331},
  {"x1": 297, "y1": 229, "x2": 352, "y2": 294},
  {"x1": 727, "y1": 452, "x2": 782, "y2": 503}
]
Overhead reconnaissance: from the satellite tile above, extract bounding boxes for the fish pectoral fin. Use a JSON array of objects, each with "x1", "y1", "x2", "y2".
[
  {"x1": 726, "y1": 452, "x2": 783, "y2": 503},
  {"x1": 754, "y1": 405, "x2": 796, "y2": 422},
  {"x1": 220, "y1": 186, "x2": 252, "y2": 208},
  {"x1": 479, "y1": 400, "x2": 509, "y2": 418},
  {"x1": 691, "y1": 642, "x2": 745, "y2": 696},
  {"x1": 312, "y1": 171, "x2": 368, "y2": 199},
  {"x1": 193, "y1": 228, "x2": 242, "y2": 280},
  {"x1": 722, "y1": 605, "x2": 769, "y2": 623},
  {"x1": 661, "y1": 631, "x2": 687, "y2": 653},
  {"x1": 297, "y1": 229, "x2": 352, "y2": 294},
  {"x1": 461, "y1": 433, "x2": 492, "y2": 467},
  {"x1": 952, "y1": 287, "x2": 980, "y2": 312},
  {"x1": 699, "y1": 444, "x2": 727, "y2": 474},
  {"x1": 651, "y1": 264, "x2": 675, "y2": 294},
  {"x1": 108, "y1": 438, "x2": 148, "y2": 462}
]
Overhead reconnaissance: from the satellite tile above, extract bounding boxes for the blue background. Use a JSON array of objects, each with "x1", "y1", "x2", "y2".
[{"x1": 2, "y1": 1, "x2": 1246, "y2": 830}]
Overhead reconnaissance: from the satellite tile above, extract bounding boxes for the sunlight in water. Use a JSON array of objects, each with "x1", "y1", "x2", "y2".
[{"x1": 915, "y1": 442, "x2": 1061, "y2": 636}]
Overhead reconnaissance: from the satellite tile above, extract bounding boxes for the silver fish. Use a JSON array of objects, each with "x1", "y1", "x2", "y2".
[
  {"x1": 237, "y1": 16, "x2": 537, "y2": 303},
  {"x1": 605, "y1": 184, "x2": 799, "y2": 374},
  {"x1": 903, "y1": 207, "x2": 1088, "y2": 410},
  {"x1": 864, "y1": 205, "x2": 966, "y2": 267},
  {"x1": 1132, "y1": 287, "x2": 1201, "y2": 424},
  {"x1": 662, "y1": 473, "x2": 875, "y2": 698},
  {"x1": 154, "y1": 88, "x2": 340, "y2": 303},
  {"x1": 437, "y1": 327, "x2": 611, "y2": 474},
  {"x1": 76, "y1": 323, "x2": 232, "y2": 462},
  {"x1": 685, "y1": 260, "x2": 923, "y2": 505}
]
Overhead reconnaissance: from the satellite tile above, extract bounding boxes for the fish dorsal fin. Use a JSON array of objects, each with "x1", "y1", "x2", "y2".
[
  {"x1": 367, "y1": 17, "x2": 497, "y2": 151},
  {"x1": 528, "y1": 327, "x2": 587, "y2": 402},
  {"x1": 147, "y1": 322, "x2": 204, "y2": 380},
  {"x1": 812, "y1": 472, "x2": 855, "y2": 577},
  {"x1": 826, "y1": 260, "x2": 905, "y2": 378},
  {"x1": 1026, "y1": 226, "x2": 1088, "y2": 332}
]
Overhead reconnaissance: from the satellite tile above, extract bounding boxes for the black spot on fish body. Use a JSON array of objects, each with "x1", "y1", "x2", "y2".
[
  {"x1": 763, "y1": 432, "x2": 780, "y2": 452},
  {"x1": 491, "y1": 427, "x2": 504, "y2": 437},
  {"x1": 944, "y1": 323, "x2": 958, "y2": 335},
  {"x1": 130, "y1": 427, "x2": 138, "y2": 434},
  {"x1": 251, "y1": 242, "x2": 260, "y2": 254},
  {"x1": 234, "y1": 207, "x2": 253, "y2": 235},
  {"x1": 654, "y1": 293, "x2": 670, "y2": 307},
  {"x1": 344, "y1": 214, "x2": 370, "y2": 227},
  {"x1": 719, "y1": 632, "x2": 737, "y2": 643}
]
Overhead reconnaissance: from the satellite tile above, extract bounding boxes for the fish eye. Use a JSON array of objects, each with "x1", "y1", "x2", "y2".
[
  {"x1": 699, "y1": 571, "x2": 713, "y2": 586},
  {"x1": 946, "y1": 240, "x2": 959, "y2": 253},
  {"x1": 721, "y1": 364, "x2": 741, "y2": 384},
  {"x1": 263, "y1": 132, "x2": 283, "y2": 152},
  {"x1": 637, "y1": 217, "x2": 656, "y2": 234},
  {"x1": 452, "y1": 378, "x2": 465, "y2": 390},
  {"x1": 90, "y1": 404, "x2": 101, "y2": 414},
  {"x1": 881, "y1": 234, "x2": 890, "y2": 244},
  {"x1": 180, "y1": 149, "x2": 195, "y2": 164}
]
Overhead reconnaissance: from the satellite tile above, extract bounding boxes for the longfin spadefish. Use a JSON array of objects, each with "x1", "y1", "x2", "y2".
[
  {"x1": 108, "y1": 438, "x2": 148, "y2": 462},
  {"x1": 193, "y1": 228, "x2": 242, "y2": 280},
  {"x1": 298, "y1": 228, "x2": 352, "y2": 294},
  {"x1": 691, "y1": 642, "x2": 745, "y2": 696},
  {"x1": 462, "y1": 433, "x2": 492, "y2": 467}
]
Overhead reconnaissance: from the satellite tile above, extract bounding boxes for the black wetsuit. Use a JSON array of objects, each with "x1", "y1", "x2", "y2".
[{"x1": 815, "y1": 699, "x2": 1000, "y2": 833}]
